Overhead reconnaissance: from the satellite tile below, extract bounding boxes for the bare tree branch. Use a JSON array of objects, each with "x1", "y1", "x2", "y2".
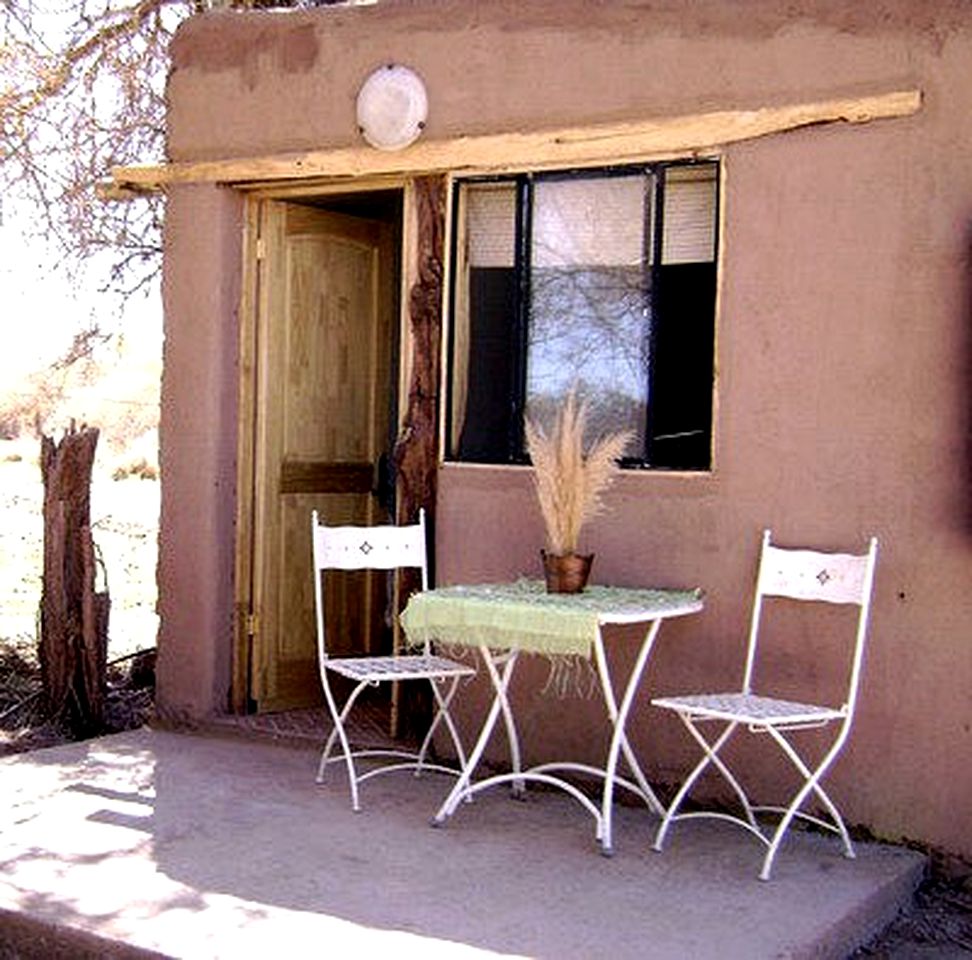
[{"x1": 1, "y1": 0, "x2": 344, "y2": 304}]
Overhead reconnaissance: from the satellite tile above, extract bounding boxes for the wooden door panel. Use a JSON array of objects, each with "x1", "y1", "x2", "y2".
[
  {"x1": 251, "y1": 202, "x2": 395, "y2": 711},
  {"x1": 279, "y1": 460, "x2": 373, "y2": 495},
  {"x1": 285, "y1": 231, "x2": 378, "y2": 460}
]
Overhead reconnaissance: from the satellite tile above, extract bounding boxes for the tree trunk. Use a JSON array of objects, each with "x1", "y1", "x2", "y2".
[{"x1": 39, "y1": 425, "x2": 109, "y2": 738}]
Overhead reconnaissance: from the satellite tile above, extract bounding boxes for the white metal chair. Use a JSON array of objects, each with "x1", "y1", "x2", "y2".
[
  {"x1": 312, "y1": 509, "x2": 475, "y2": 811},
  {"x1": 652, "y1": 529, "x2": 879, "y2": 880}
]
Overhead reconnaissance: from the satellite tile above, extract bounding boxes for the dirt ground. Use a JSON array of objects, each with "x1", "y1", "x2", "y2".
[{"x1": 852, "y1": 856, "x2": 972, "y2": 958}]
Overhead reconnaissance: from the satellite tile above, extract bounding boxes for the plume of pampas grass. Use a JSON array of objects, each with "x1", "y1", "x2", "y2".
[{"x1": 525, "y1": 392, "x2": 632, "y2": 556}]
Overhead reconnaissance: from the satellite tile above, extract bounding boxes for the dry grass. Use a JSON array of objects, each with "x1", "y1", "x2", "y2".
[{"x1": 525, "y1": 392, "x2": 631, "y2": 556}]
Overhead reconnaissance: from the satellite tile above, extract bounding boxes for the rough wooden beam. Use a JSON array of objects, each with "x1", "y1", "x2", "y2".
[
  {"x1": 110, "y1": 89, "x2": 920, "y2": 193},
  {"x1": 393, "y1": 174, "x2": 447, "y2": 528}
]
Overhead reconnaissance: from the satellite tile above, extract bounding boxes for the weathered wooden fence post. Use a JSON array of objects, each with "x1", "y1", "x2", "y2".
[{"x1": 39, "y1": 424, "x2": 110, "y2": 737}]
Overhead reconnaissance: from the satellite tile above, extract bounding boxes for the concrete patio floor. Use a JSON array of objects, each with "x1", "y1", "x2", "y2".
[{"x1": 0, "y1": 727, "x2": 923, "y2": 959}]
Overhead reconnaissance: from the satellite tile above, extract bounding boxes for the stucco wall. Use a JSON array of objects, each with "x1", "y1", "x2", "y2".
[
  {"x1": 160, "y1": 0, "x2": 972, "y2": 856},
  {"x1": 158, "y1": 184, "x2": 242, "y2": 721}
]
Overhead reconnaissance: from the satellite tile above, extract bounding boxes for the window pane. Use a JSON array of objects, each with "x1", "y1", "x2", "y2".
[
  {"x1": 449, "y1": 182, "x2": 518, "y2": 462},
  {"x1": 466, "y1": 184, "x2": 516, "y2": 266},
  {"x1": 526, "y1": 175, "x2": 649, "y2": 449},
  {"x1": 649, "y1": 164, "x2": 718, "y2": 469}
]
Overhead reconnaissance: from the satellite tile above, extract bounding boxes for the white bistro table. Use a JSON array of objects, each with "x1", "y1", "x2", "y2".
[{"x1": 399, "y1": 579, "x2": 703, "y2": 854}]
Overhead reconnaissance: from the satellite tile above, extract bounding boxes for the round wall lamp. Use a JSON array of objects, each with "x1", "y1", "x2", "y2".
[{"x1": 355, "y1": 64, "x2": 428, "y2": 151}]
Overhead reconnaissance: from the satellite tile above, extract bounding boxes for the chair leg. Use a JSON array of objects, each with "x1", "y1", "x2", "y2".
[
  {"x1": 318, "y1": 711, "x2": 349, "y2": 777},
  {"x1": 317, "y1": 675, "x2": 369, "y2": 812},
  {"x1": 317, "y1": 679, "x2": 368, "y2": 778},
  {"x1": 654, "y1": 718, "x2": 756, "y2": 851},
  {"x1": 758, "y1": 726, "x2": 854, "y2": 881},
  {"x1": 417, "y1": 675, "x2": 468, "y2": 774}
]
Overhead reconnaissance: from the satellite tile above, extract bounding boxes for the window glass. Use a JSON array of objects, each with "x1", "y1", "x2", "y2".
[
  {"x1": 527, "y1": 174, "x2": 649, "y2": 451},
  {"x1": 450, "y1": 183, "x2": 518, "y2": 462},
  {"x1": 448, "y1": 161, "x2": 719, "y2": 470},
  {"x1": 662, "y1": 166, "x2": 718, "y2": 264}
]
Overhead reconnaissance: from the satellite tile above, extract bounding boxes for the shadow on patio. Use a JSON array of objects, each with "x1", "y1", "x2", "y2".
[{"x1": 0, "y1": 727, "x2": 922, "y2": 959}]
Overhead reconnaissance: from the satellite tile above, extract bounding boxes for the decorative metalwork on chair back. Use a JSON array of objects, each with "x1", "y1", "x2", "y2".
[
  {"x1": 744, "y1": 529, "x2": 879, "y2": 713},
  {"x1": 311, "y1": 509, "x2": 428, "y2": 662}
]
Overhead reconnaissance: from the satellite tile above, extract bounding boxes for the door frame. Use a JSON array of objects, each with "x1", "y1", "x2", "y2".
[{"x1": 231, "y1": 175, "x2": 448, "y2": 714}]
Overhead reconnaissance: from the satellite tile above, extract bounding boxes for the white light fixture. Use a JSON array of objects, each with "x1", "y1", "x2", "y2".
[{"x1": 356, "y1": 64, "x2": 428, "y2": 151}]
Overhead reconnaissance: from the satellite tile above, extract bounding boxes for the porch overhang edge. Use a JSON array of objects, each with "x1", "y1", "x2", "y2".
[{"x1": 105, "y1": 88, "x2": 921, "y2": 196}]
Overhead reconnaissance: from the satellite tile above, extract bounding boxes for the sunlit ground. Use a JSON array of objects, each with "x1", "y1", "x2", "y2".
[{"x1": 0, "y1": 441, "x2": 159, "y2": 663}]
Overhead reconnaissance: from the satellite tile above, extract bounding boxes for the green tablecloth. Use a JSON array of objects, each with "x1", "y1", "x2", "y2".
[{"x1": 399, "y1": 580, "x2": 703, "y2": 657}]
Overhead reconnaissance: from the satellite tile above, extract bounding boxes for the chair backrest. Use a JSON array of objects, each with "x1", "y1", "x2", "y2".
[
  {"x1": 743, "y1": 530, "x2": 879, "y2": 714},
  {"x1": 311, "y1": 509, "x2": 429, "y2": 660}
]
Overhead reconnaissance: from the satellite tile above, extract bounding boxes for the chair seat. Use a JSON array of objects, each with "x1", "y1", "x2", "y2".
[
  {"x1": 653, "y1": 691, "x2": 845, "y2": 727},
  {"x1": 325, "y1": 653, "x2": 476, "y2": 684}
]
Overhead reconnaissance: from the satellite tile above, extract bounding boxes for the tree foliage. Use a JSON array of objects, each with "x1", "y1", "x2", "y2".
[
  {"x1": 1, "y1": 0, "x2": 178, "y2": 295},
  {"x1": 0, "y1": 0, "x2": 339, "y2": 297}
]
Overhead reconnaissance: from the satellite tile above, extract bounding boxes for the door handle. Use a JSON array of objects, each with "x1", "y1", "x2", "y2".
[{"x1": 372, "y1": 452, "x2": 396, "y2": 515}]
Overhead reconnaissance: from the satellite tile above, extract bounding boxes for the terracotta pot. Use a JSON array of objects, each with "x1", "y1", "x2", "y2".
[{"x1": 541, "y1": 550, "x2": 594, "y2": 594}]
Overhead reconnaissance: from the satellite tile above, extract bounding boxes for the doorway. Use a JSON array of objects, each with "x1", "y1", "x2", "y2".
[{"x1": 238, "y1": 188, "x2": 404, "y2": 715}]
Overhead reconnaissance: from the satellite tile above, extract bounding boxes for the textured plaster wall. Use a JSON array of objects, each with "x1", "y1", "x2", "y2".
[
  {"x1": 161, "y1": 0, "x2": 972, "y2": 856},
  {"x1": 157, "y1": 184, "x2": 242, "y2": 722}
]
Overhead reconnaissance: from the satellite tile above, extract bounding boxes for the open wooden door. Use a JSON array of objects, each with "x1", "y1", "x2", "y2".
[{"x1": 245, "y1": 199, "x2": 398, "y2": 712}]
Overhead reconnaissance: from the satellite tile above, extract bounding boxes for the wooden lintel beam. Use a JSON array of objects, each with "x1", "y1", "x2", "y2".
[{"x1": 110, "y1": 89, "x2": 921, "y2": 192}]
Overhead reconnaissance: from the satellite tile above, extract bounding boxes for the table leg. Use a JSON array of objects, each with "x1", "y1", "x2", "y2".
[
  {"x1": 595, "y1": 619, "x2": 665, "y2": 855},
  {"x1": 431, "y1": 647, "x2": 521, "y2": 824},
  {"x1": 490, "y1": 649, "x2": 526, "y2": 795}
]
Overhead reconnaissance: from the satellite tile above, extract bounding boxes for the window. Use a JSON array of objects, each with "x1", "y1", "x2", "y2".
[{"x1": 447, "y1": 161, "x2": 719, "y2": 470}]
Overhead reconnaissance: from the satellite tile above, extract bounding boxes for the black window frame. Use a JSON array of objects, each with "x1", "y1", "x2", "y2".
[{"x1": 446, "y1": 159, "x2": 720, "y2": 471}]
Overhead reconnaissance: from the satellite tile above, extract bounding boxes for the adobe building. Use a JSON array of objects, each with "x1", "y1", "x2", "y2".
[{"x1": 118, "y1": 0, "x2": 972, "y2": 860}]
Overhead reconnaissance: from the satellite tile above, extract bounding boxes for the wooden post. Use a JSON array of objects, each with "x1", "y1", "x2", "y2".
[
  {"x1": 394, "y1": 174, "x2": 447, "y2": 528},
  {"x1": 39, "y1": 424, "x2": 110, "y2": 738},
  {"x1": 391, "y1": 174, "x2": 448, "y2": 741}
]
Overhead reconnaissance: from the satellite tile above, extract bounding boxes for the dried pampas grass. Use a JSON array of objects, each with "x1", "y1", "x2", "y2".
[{"x1": 525, "y1": 392, "x2": 631, "y2": 556}]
